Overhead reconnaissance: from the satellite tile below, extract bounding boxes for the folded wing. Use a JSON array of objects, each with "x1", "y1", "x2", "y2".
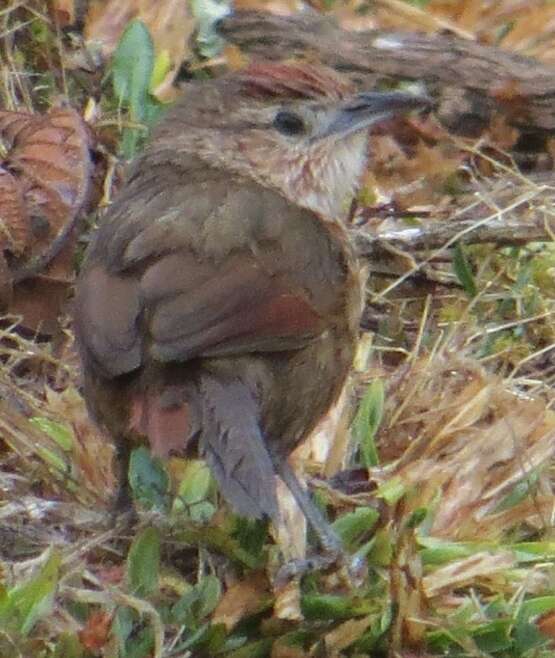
[{"x1": 75, "y1": 247, "x2": 325, "y2": 378}]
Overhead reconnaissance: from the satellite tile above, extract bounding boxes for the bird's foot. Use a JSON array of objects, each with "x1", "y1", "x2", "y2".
[
  {"x1": 111, "y1": 506, "x2": 138, "y2": 530},
  {"x1": 275, "y1": 553, "x2": 335, "y2": 585},
  {"x1": 109, "y1": 480, "x2": 138, "y2": 528},
  {"x1": 276, "y1": 549, "x2": 366, "y2": 588},
  {"x1": 273, "y1": 459, "x2": 367, "y2": 586}
]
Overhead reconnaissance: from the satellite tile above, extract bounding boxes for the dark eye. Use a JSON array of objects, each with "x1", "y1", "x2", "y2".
[{"x1": 273, "y1": 111, "x2": 305, "y2": 136}]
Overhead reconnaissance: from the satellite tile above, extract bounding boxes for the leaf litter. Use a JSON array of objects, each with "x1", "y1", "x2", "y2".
[{"x1": 0, "y1": 1, "x2": 554, "y2": 657}]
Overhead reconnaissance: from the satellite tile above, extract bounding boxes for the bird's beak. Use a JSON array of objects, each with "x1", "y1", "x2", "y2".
[{"x1": 321, "y1": 91, "x2": 432, "y2": 139}]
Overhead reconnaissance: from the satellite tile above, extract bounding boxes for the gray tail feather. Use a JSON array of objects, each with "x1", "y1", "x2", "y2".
[{"x1": 198, "y1": 374, "x2": 279, "y2": 522}]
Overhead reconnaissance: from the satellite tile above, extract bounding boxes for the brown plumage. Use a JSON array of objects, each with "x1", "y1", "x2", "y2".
[{"x1": 74, "y1": 62, "x2": 428, "y2": 559}]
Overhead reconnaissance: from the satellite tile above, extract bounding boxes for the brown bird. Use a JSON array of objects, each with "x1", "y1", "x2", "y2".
[{"x1": 74, "y1": 62, "x2": 428, "y2": 564}]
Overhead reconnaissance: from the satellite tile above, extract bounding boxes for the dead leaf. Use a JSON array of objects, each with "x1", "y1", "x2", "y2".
[
  {"x1": 422, "y1": 550, "x2": 516, "y2": 597},
  {"x1": 271, "y1": 641, "x2": 309, "y2": 658},
  {"x1": 97, "y1": 564, "x2": 126, "y2": 585},
  {"x1": 79, "y1": 610, "x2": 112, "y2": 652},
  {"x1": 0, "y1": 252, "x2": 12, "y2": 308},
  {"x1": 486, "y1": 114, "x2": 520, "y2": 152},
  {"x1": 537, "y1": 609, "x2": 555, "y2": 644},
  {"x1": 46, "y1": 386, "x2": 116, "y2": 502},
  {"x1": 9, "y1": 272, "x2": 73, "y2": 335},
  {"x1": 83, "y1": 0, "x2": 135, "y2": 55},
  {"x1": 0, "y1": 106, "x2": 95, "y2": 331},
  {"x1": 50, "y1": 0, "x2": 76, "y2": 27},
  {"x1": 84, "y1": 0, "x2": 196, "y2": 100},
  {"x1": 373, "y1": 350, "x2": 555, "y2": 543},
  {"x1": 273, "y1": 578, "x2": 302, "y2": 622},
  {"x1": 234, "y1": 1, "x2": 301, "y2": 15},
  {"x1": 497, "y1": 6, "x2": 555, "y2": 63},
  {"x1": 223, "y1": 44, "x2": 249, "y2": 72},
  {"x1": 324, "y1": 616, "x2": 372, "y2": 654},
  {"x1": 272, "y1": 475, "x2": 306, "y2": 561},
  {"x1": 0, "y1": 166, "x2": 29, "y2": 254},
  {"x1": 212, "y1": 572, "x2": 272, "y2": 630},
  {"x1": 6, "y1": 107, "x2": 94, "y2": 244},
  {"x1": 370, "y1": 131, "x2": 462, "y2": 208}
]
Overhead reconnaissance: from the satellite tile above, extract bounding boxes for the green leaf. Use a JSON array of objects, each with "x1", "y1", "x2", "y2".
[
  {"x1": 495, "y1": 474, "x2": 538, "y2": 512},
  {"x1": 515, "y1": 596, "x2": 555, "y2": 653},
  {"x1": 173, "y1": 526, "x2": 262, "y2": 569},
  {"x1": 143, "y1": 98, "x2": 164, "y2": 127},
  {"x1": 331, "y1": 507, "x2": 379, "y2": 551},
  {"x1": 178, "y1": 460, "x2": 213, "y2": 505},
  {"x1": 150, "y1": 50, "x2": 172, "y2": 92},
  {"x1": 127, "y1": 527, "x2": 160, "y2": 597},
  {"x1": 112, "y1": 607, "x2": 135, "y2": 654},
  {"x1": 113, "y1": 609, "x2": 155, "y2": 658},
  {"x1": 367, "y1": 528, "x2": 392, "y2": 567},
  {"x1": 376, "y1": 476, "x2": 406, "y2": 505},
  {"x1": 170, "y1": 623, "x2": 212, "y2": 653},
  {"x1": 189, "y1": 501, "x2": 216, "y2": 523},
  {"x1": 52, "y1": 633, "x2": 84, "y2": 658},
  {"x1": 232, "y1": 517, "x2": 269, "y2": 559},
  {"x1": 453, "y1": 243, "x2": 477, "y2": 297},
  {"x1": 352, "y1": 379, "x2": 384, "y2": 467},
  {"x1": 418, "y1": 537, "x2": 485, "y2": 565},
  {"x1": 518, "y1": 595, "x2": 555, "y2": 618},
  {"x1": 129, "y1": 447, "x2": 170, "y2": 511},
  {"x1": 406, "y1": 507, "x2": 428, "y2": 529},
  {"x1": 514, "y1": 619, "x2": 548, "y2": 654},
  {"x1": 170, "y1": 622, "x2": 228, "y2": 654},
  {"x1": 511, "y1": 541, "x2": 555, "y2": 562},
  {"x1": 120, "y1": 129, "x2": 138, "y2": 159},
  {"x1": 196, "y1": 575, "x2": 222, "y2": 618},
  {"x1": 472, "y1": 619, "x2": 512, "y2": 653},
  {"x1": 123, "y1": 624, "x2": 154, "y2": 658},
  {"x1": 112, "y1": 19, "x2": 156, "y2": 157},
  {"x1": 301, "y1": 594, "x2": 371, "y2": 620},
  {"x1": 34, "y1": 445, "x2": 69, "y2": 475},
  {"x1": 172, "y1": 586, "x2": 198, "y2": 627},
  {"x1": 190, "y1": 0, "x2": 229, "y2": 58},
  {"x1": 30, "y1": 417, "x2": 73, "y2": 450},
  {"x1": 0, "y1": 549, "x2": 61, "y2": 635},
  {"x1": 172, "y1": 575, "x2": 222, "y2": 627},
  {"x1": 226, "y1": 639, "x2": 273, "y2": 658},
  {"x1": 112, "y1": 19, "x2": 154, "y2": 122}
]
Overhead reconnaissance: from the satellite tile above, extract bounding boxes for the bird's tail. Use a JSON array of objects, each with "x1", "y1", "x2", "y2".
[
  {"x1": 128, "y1": 371, "x2": 279, "y2": 521},
  {"x1": 197, "y1": 374, "x2": 279, "y2": 522}
]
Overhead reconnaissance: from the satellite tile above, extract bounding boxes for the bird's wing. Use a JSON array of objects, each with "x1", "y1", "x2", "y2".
[
  {"x1": 75, "y1": 250, "x2": 325, "y2": 378},
  {"x1": 143, "y1": 250, "x2": 325, "y2": 361},
  {"x1": 74, "y1": 175, "x2": 334, "y2": 378}
]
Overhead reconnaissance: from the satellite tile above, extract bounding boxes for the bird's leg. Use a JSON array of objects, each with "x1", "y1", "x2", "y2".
[
  {"x1": 277, "y1": 458, "x2": 343, "y2": 554},
  {"x1": 274, "y1": 458, "x2": 365, "y2": 583},
  {"x1": 111, "y1": 439, "x2": 136, "y2": 523}
]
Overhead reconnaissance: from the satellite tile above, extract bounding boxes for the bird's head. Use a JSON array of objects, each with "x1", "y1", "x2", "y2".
[{"x1": 154, "y1": 62, "x2": 430, "y2": 220}]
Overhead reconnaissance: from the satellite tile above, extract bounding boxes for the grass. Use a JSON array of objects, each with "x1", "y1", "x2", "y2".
[{"x1": 0, "y1": 3, "x2": 554, "y2": 657}]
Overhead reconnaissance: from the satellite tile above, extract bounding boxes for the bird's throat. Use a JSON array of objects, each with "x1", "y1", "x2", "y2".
[{"x1": 263, "y1": 131, "x2": 369, "y2": 221}]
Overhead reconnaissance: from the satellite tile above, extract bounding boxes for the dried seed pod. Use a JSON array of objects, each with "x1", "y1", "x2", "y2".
[{"x1": 0, "y1": 106, "x2": 95, "y2": 331}]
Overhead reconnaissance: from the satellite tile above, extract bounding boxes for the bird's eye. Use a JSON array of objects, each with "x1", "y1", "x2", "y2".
[{"x1": 273, "y1": 111, "x2": 305, "y2": 136}]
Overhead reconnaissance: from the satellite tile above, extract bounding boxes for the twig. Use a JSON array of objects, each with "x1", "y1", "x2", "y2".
[
  {"x1": 354, "y1": 214, "x2": 552, "y2": 259},
  {"x1": 354, "y1": 173, "x2": 555, "y2": 269},
  {"x1": 221, "y1": 11, "x2": 555, "y2": 136}
]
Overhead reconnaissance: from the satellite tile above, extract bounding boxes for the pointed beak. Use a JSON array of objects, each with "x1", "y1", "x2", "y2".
[{"x1": 322, "y1": 91, "x2": 432, "y2": 139}]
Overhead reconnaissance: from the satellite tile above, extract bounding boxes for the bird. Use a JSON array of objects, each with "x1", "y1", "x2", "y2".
[{"x1": 74, "y1": 61, "x2": 429, "y2": 566}]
